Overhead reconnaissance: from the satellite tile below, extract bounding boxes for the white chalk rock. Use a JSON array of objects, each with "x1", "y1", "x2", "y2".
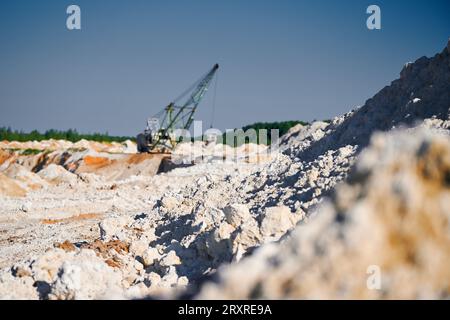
[
  {"x1": 129, "y1": 239, "x2": 149, "y2": 257},
  {"x1": 161, "y1": 196, "x2": 178, "y2": 211},
  {"x1": 260, "y1": 206, "x2": 298, "y2": 238},
  {"x1": 231, "y1": 219, "x2": 262, "y2": 254},
  {"x1": 99, "y1": 217, "x2": 129, "y2": 241},
  {"x1": 223, "y1": 204, "x2": 252, "y2": 228},
  {"x1": 142, "y1": 248, "x2": 161, "y2": 267},
  {"x1": 160, "y1": 250, "x2": 181, "y2": 267}
]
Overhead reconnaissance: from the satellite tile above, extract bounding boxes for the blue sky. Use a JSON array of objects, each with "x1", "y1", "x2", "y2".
[{"x1": 0, "y1": 0, "x2": 449, "y2": 136}]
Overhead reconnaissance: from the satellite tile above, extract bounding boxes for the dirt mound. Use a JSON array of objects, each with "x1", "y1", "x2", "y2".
[
  {"x1": 0, "y1": 150, "x2": 12, "y2": 167},
  {"x1": 0, "y1": 173, "x2": 27, "y2": 197},
  {"x1": 74, "y1": 153, "x2": 170, "y2": 180},
  {"x1": 3, "y1": 164, "x2": 48, "y2": 190},
  {"x1": 37, "y1": 164, "x2": 78, "y2": 185}
]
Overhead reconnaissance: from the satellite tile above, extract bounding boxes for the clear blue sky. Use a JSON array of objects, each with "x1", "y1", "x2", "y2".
[{"x1": 0, "y1": 0, "x2": 449, "y2": 136}]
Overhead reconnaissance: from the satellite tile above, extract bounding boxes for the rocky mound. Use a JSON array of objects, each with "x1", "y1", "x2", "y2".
[
  {"x1": 37, "y1": 164, "x2": 78, "y2": 185},
  {"x1": 3, "y1": 164, "x2": 48, "y2": 191},
  {"x1": 295, "y1": 40, "x2": 450, "y2": 160},
  {"x1": 193, "y1": 129, "x2": 450, "y2": 299},
  {"x1": 2, "y1": 127, "x2": 448, "y2": 300}
]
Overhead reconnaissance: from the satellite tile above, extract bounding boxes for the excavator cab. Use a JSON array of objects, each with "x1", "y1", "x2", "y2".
[{"x1": 136, "y1": 132, "x2": 152, "y2": 153}]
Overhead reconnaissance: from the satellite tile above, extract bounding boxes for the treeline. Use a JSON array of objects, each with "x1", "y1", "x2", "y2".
[
  {"x1": 242, "y1": 121, "x2": 308, "y2": 141},
  {"x1": 240, "y1": 120, "x2": 309, "y2": 145},
  {"x1": 1, "y1": 120, "x2": 310, "y2": 145},
  {"x1": 0, "y1": 127, "x2": 134, "y2": 143},
  {"x1": 219, "y1": 120, "x2": 309, "y2": 146}
]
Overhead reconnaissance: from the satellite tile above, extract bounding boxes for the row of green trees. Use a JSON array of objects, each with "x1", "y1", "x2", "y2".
[
  {"x1": 1, "y1": 121, "x2": 310, "y2": 145},
  {"x1": 243, "y1": 120, "x2": 308, "y2": 141},
  {"x1": 215, "y1": 121, "x2": 309, "y2": 146},
  {"x1": 239, "y1": 120, "x2": 309, "y2": 145},
  {"x1": 0, "y1": 127, "x2": 134, "y2": 143}
]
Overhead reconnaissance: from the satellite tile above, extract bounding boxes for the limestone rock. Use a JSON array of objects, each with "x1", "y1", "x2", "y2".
[
  {"x1": 161, "y1": 196, "x2": 178, "y2": 211},
  {"x1": 142, "y1": 248, "x2": 161, "y2": 267},
  {"x1": 223, "y1": 204, "x2": 252, "y2": 228},
  {"x1": 129, "y1": 239, "x2": 149, "y2": 257},
  {"x1": 49, "y1": 254, "x2": 123, "y2": 300},
  {"x1": 99, "y1": 217, "x2": 130, "y2": 241},
  {"x1": 0, "y1": 271, "x2": 39, "y2": 300},
  {"x1": 231, "y1": 218, "x2": 262, "y2": 256},
  {"x1": 260, "y1": 206, "x2": 300, "y2": 238},
  {"x1": 160, "y1": 250, "x2": 181, "y2": 267}
]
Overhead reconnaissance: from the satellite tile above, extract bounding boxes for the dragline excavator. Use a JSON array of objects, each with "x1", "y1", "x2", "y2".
[{"x1": 137, "y1": 64, "x2": 219, "y2": 153}]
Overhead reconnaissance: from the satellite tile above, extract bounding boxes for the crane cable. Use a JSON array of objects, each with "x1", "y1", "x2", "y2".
[{"x1": 210, "y1": 70, "x2": 219, "y2": 128}]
